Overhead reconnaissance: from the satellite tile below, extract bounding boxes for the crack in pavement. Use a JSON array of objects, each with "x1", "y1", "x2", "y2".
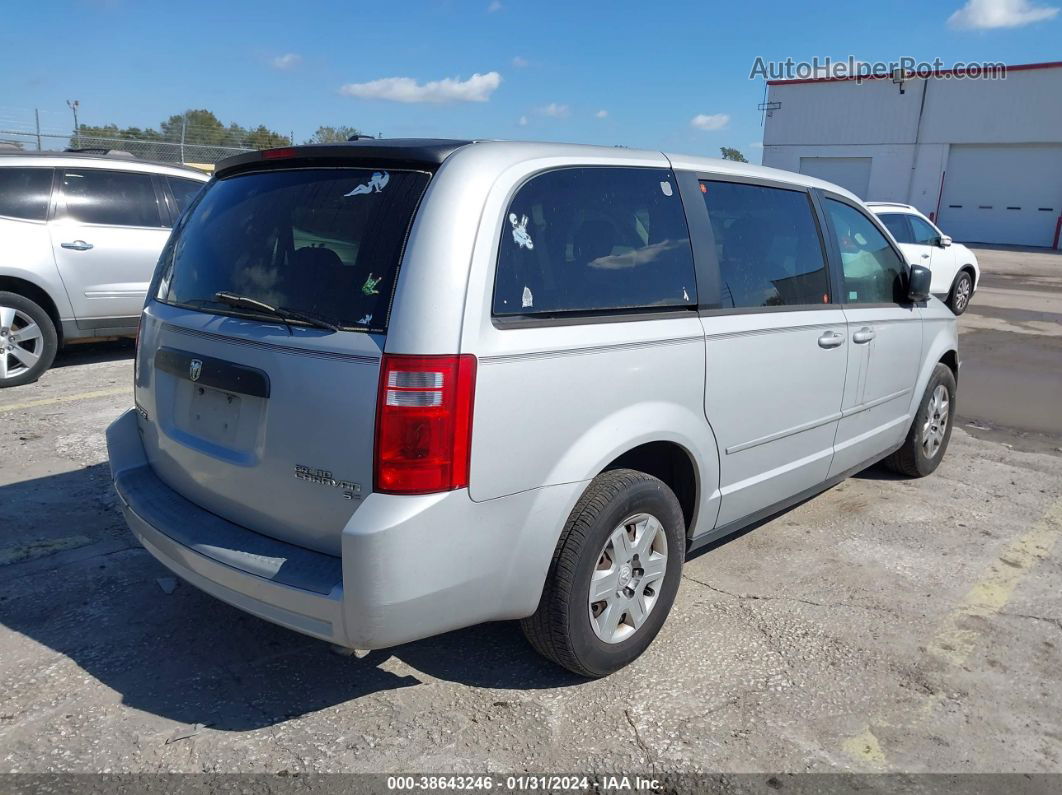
[
  {"x1": 681, "y1": 573, "x2": 895, "y2": 615},
  {"x1": 998, "y1": 611, "x2": 1062, "y2": 634},
  {"x1": 623, "y1": 709, "x2": 655, "y2": 771}
]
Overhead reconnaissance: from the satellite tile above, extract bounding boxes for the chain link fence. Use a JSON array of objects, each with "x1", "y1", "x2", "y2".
[{"x1": 0, "y1": 107, "x2": 271, "y2": 171}]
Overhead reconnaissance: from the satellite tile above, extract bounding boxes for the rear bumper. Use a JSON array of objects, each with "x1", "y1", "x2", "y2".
[{"x1": 107, "y1": 409, "x2": 582, "y2": 649}]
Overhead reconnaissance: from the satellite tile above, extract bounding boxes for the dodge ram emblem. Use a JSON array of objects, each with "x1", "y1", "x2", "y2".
[{"x1": 189, "y1": 359, "x2": 203, "y2": 382}]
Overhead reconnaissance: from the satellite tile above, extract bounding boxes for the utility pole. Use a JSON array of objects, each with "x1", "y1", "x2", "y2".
[
  {"x1": 180, "y1": 113, "x2": 187, "y2": 164},
  {"x1": 66, "y1": 100, "x2": 80, "y2": 148},
  {"x1": 34, "y1": 108, "x2": 41, "y2": 151}
]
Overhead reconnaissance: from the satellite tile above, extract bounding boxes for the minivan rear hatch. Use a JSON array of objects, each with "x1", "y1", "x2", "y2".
[{"x1": 137, "y1": 160, "x2": 431, "y2": 555}]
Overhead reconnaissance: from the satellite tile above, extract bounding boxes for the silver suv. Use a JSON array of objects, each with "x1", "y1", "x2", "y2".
[
  {"x1": 0, "y1": 152, "x2": 208, "y2": 386},
  {"x1": 107, "y1": 140, "x2": 958, "y2": 676}
]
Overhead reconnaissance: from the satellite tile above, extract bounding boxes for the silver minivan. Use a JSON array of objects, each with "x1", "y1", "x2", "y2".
[{"x1": 107, "y1": 139, "x2": 958, "y2": 676}]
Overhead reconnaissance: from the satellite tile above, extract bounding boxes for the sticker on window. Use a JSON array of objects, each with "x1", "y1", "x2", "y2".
[
  {"x1": 362, "y1": 273, "x2": 382, "y2": 295},
  {"x1": 357, "y1": 313, "x2": 373, "y2": 325},
  {"x1": 660, "y1": 181, "x2": 673, "y2": 197},
  {"x1": 522, "y1": 286, "x2": 533, "y2": 308},
  {"x1": 344, "y1": 171, "x2": 390, "y2": 197},
  {"x1": 509, "y1": 213, "x2": 534, "y2": 250}
]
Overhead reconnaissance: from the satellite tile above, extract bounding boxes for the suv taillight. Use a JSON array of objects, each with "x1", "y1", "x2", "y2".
[
  {"x1": 133, "y1": 315, "x2": 143, "y2": 384},
  {"x1": 374, "y1": 354, "x2": 477, "y2": 495}
]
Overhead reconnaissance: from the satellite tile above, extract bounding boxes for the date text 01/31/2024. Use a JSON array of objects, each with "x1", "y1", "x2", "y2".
[{"x1": 385, "y1": 775, "x2": 662, "y2": 791}]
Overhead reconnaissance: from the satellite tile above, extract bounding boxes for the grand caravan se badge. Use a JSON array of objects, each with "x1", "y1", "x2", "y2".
[{"x1": 294, "y1": 465, "x2": 362, "y2": 501}]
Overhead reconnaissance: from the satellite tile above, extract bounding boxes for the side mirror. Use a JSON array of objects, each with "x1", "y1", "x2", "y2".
[
  {"x1": 908, "y1": 263, "x2": 932, "y2": 302},
  {"x1": 936, "y1": 234, "x2": 952, "y2": 248}
]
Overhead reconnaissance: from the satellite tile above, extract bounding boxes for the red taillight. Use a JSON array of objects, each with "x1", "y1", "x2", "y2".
[
  {"x1": 374, "y1": 354, "x2": 477, "y2": 495},
  {"x1": 262, "y1": 147, "x2": 296, "y2": 159}
]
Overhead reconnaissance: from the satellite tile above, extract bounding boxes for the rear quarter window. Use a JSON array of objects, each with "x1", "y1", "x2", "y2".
[
  {"x1": 0, "y1": 167, "x2": 53, "y2": 221},
  {"x1": 493, "y1": 166, "x2": 697, "y2": 317},
  {"x1": 154, "y1": 167, "x2": 430, "y2": 332}
]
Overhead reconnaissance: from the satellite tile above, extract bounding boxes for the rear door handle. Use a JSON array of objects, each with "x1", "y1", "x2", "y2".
[
  {"x1": 852, "y1": 327, "x2": 876, "y2": 344},
  {"x1": 817, "y1": 331, "x2": 845, "y2": 349},
  {"x1": 61, "y1": 240, "x2": 94, "y2": 251},
  {"x1": 921, "y1": 253, "x2": 930, "y2": 259}
]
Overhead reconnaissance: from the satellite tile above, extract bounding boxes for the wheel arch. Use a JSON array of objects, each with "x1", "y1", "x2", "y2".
[
  {"x1": 939, "y1": 349, "x2": 959, "y2": 381},
  {"x1": 603, "y1": 440, "x2": 700, "y2": 536},
  {"x1": 953, "y1": 265, "x2": 977, "y2": 293}
]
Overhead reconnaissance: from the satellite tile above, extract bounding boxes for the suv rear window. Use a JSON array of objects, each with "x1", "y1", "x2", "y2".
[
  {"x1": 154, "y1": 167, "x2": 429, "y2": 332},
  {"x1": 493, "y1": 167, "x2": 697, "y2": 317}
]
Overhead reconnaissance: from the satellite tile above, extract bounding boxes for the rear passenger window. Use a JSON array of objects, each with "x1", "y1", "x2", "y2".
[
  {"x1": 60, "y1": 169, "x2": 161, "y2": 227},
  {"x1": 493, "y1": 167, "x2": 697, "y2": 316},
  {"x1": 879, "y1": 213, "x2": 913, "y2": 244},
  {"x1": 701, "y1": 181, "x2": 829, "y2": 308},
  {"x1": 0, "y1": 167, "x2": 52, "y2": 221},
  {"x1": 825, "y1": 199, "x2": 906, "y2": 304}
]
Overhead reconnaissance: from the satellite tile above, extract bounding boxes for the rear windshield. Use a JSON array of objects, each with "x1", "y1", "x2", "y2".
[{"x1": 154, "y1": 167, "x2": 430, "y2": 332}]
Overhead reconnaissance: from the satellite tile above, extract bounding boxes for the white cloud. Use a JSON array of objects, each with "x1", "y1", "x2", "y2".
[
  {"x1": 538, "y1": 102, "x2": 570, "y2": 118},
  {"x1": 487, "y1": 0, "x2": 503, "y2": 11},
  {"x1": 948, "y1": 0, "x2": 1059, "y2": 28},
  {"x1": 340, "y1": 71, "x2": 502, "y2": 104},
  {"x1": 595, "y1": 109, "x2": 608, "y2": 119},
  {"x1": 512, "y1": 55, "x2": 529, "y2": 68},
  {"x1": 518, "y1": 115, "x2": 528, "y2": 126},
  {"x1": 271, "y1": 53, "x2": 301, "y2": 70},
  {"x1": 690, "y1": 113, "x2": 730, "y2": 131}
]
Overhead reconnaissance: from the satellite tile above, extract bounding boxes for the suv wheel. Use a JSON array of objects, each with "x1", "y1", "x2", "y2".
[
  {"x1": 948, "y1": 271, "x2": 973, "y2": 315},
  {"x1": 884, "y1": 363, "x2": 956, "y2": 477},
  {"x1": 521, "y1": 468, "x2": 685, "y2": 677},
  {"x1": 0, "y1": 292, "x2": 58, "y2": 388}
]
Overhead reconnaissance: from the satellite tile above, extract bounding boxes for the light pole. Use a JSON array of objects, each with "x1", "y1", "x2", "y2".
[{"x1": 66, "y1": 100, "x2": 80, "y2": 148}]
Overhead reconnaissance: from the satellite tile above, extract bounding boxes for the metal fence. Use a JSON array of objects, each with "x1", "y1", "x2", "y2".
[
  {"x1": 0, "y1": 129, "x2": 251, "y2": 168},
  {"x1": 0, "y1": 108, "x2": 263, "y2": 169}
]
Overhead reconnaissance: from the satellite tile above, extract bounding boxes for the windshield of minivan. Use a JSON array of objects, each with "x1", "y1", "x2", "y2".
[{"x1": 154, "y1": 167, "x2": 430, "y2": 332}]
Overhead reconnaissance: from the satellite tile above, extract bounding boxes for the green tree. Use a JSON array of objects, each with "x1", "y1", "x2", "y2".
[
  {"x1": 304, "y1": 125, "x2": 363, "y2": 144},
  {"x1": 242, "y1": 124, "x2": 292, "y2": 150},
  {"x1": 72, "y1": 109, "x2": 290, "y2": 160},
  {"x1": 720, "y1": 146, "x2": 748, "y2": 163}
]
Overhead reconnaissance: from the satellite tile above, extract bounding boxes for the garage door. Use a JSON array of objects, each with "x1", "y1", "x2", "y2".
[
  {"x1": 937, "y1": 144, "x2": 1062, "y2": 247},
  {"x1": 798, "y1": 157, "x2": 872, "y2": 198}
]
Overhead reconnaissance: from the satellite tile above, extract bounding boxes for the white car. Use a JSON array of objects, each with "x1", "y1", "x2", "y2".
[
  {"x1": 0, "y1": 152, "x2": 208, "y2": 386},
  {"x1": 868, "y1": 202, "x2": 980, "y2": 315}
]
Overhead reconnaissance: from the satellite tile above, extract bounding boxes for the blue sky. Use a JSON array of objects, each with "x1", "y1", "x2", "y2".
[{"x1": 1, "y1": 0, "x2": 1059, "y2": 163}]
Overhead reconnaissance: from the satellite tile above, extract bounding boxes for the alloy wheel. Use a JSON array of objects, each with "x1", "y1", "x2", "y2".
[
  {"x1": 954, "y1": 277, "x2": 971, "y2": 312},
  {"x1": 922, "y1": 384, "x2": 950, "y2": 458},
  {"x1": 0, "y1": 305, "x2": 44, "y2": 382}
]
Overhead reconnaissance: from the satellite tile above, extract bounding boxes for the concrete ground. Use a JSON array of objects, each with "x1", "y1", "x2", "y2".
[{"x1": 0, "y1": 246, "x2": 1059, "y2": 775}]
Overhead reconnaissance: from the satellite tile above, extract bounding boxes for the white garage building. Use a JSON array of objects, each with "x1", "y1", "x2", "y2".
[{"x1": 761, "y1": 61, "x2": 1062, "y2": 248}]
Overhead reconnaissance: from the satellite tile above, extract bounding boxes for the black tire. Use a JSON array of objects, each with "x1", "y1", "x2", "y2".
[
  {"x1": 0, "y1": 291, "x2": 58, "y2": 388},
  {"x1": 884, "y1": 363, "x2": 956, "y2": 477},
  {"x1": 521, "y1": 468, "x2": 685, "y2": 678},
  {"x1": 947, "y1": 271, "x2": 974, "y2": 315}
]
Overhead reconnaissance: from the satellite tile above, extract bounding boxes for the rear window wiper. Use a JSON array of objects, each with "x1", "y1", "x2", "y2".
[{"x1": 212, "y1": 292, "x2": 340, "y2": 332}]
